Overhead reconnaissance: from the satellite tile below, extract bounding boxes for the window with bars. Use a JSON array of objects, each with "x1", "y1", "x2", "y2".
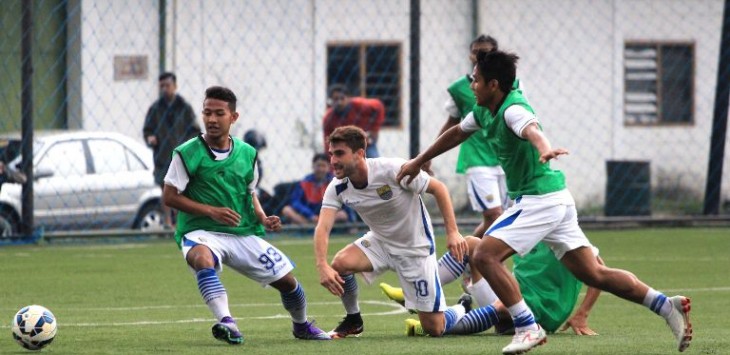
[
  {"x1": 624, "y1": 42, "x2": 694, "y2": 125},
  {"x1": 327, "y1": 43, "x2": 402, "y2": 127}
]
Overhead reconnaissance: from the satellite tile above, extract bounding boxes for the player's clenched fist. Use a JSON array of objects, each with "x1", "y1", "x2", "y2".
[{"x1": 263, "y1": 215, "x2": 282, "y2": 232}]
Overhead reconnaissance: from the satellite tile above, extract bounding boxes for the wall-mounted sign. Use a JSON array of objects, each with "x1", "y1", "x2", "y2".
[{"x1": 113, "y1": 55, "x2": 148, "y2": 81}]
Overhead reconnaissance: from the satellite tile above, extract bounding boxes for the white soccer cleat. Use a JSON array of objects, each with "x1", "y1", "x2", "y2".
[
  {"x1": 665, "y1": 296, "x2": 692, "y2": 352},
  {"x1": 501, "y1": 325, "x2": 547, "y2": 355}
]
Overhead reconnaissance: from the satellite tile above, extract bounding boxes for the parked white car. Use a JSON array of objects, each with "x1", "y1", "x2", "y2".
[{"x1": 0, "y1": 131, "x2": 164, "y2": 237}]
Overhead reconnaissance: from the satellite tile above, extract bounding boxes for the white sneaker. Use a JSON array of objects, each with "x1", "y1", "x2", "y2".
[
  {"x1": 501, "y1": 325, "x2": 547, "y2": 354},
  {"x1": 665, "y1": 296, "x2": 692, "y2": 352}
]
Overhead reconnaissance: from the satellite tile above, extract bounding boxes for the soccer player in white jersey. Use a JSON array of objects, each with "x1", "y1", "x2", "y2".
[
  {"x1": 314, "y1": 125, "x2": 473, "y2": 338},
  {"x1": 163, "y1": 86, "x2": 330, "y2": 345}
]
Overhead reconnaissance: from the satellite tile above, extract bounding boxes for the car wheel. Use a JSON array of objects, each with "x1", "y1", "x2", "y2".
[
  {"x1": 134, "y1": 202, "x2": 165, "y2": 231},
  {"x1": 0, "y1": 207, "x2": 20, "y2": 238}
]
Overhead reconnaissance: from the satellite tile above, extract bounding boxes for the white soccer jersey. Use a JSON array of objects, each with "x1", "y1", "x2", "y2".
[
  {"x1": 322, "y1": 158, "x2": 435, "y2": 256},
  {"x1": 460, "y1": 106, "x2": 538, "y2": 138}
]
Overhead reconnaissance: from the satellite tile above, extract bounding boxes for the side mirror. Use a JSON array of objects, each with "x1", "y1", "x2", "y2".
[{"x1": 33, "y1": 167, "x2": 54, "y2": 180}]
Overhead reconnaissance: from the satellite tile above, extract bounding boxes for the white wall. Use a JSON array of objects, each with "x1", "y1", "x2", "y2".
[
  {"x1": 166, "y1": 0, "x2": 472, "y2": 201},
  {"x1": 480, "y1": 0, "x2": 727, "y2": 207},
  {"x1": 613, "y1": 0, "x2": 727, "y2": 206},
  {"x1": 77, "y1": 0, "x2": 728, "y2": 210},
  {"x1": 169, "y1": 0, "x2": 318, "y2": 192},
  {"x1": 80, "y1": 0, "x2": 159, "y2": 141}
]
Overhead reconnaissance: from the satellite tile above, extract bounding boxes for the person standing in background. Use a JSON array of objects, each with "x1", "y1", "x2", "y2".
[
  {"x1": 143, "y1": 72, "x2": 200, "y2": 228},
  {"x1": 322, "y1": 84, "x2": 385, "y2": 158}
]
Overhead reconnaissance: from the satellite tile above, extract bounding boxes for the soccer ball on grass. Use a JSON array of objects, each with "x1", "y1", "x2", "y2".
[{"x1": 11, "y1": 305, "x2": 57, "y2": 351}]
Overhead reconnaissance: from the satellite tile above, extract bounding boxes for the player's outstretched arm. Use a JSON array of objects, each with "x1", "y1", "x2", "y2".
[
  {"x1": 421, "y1": 115, "x2": 462, "y2": 176},
  {"x1": 314, "y1": 208, "x2": 345, "y2": 296},
  {"x1": 521, "y1": 123, "x2": 569, "y2": 163},
  {"x1": 162, "y1": 184, "x2": 241, "y2": 226},
  {"x1": 560, "y1": 255, "x2": 604, "y2": 335},
  {"x1": 397, "y1": 125, "x2": 472, "y2": 184},
  {"x1": 426, "y1": 178, "x2": 467, "y2": 263}
]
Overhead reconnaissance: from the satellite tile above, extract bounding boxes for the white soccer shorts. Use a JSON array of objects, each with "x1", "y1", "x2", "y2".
[
  {"x1": 486, "y1": 189, "x2": 594, "y2": 260},
  {"x1": 354, "y1": 232, "x2": 448, "y2": 313},
  {"x1": 181, "y1": 230, "x2": 294, "y2": 286},
  {"x1": 466, "y1": 167, "x2": 509, "y2": 212}
]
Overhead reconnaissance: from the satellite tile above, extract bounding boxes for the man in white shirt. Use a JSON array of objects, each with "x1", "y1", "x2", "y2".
[{"x1": 314, "y1": 125, "x2": 469, "y2": 339}]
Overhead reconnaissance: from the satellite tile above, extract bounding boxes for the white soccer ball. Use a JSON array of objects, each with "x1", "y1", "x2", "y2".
[{"x1": 11, "y1": 305, "x2": 57, "y2": 351}]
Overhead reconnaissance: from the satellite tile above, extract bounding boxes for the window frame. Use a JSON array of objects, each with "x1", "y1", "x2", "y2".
[
  {"x1": 36, "y1": 139, "x2": 89, "y2": 178},
  {"x1": 623, "y1": 41, "x2": 695, "y2": 127},
  {"x1": 326, "y1": 41, "x2": 403, "y2": 129},
  {"x1": 87, "y1": 138, "x2": 132, "y2": 174}
]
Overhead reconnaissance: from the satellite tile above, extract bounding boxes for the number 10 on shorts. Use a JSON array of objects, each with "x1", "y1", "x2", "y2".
[{"x1": 413, "y1": 280, "x2": 429, "y2": 297}]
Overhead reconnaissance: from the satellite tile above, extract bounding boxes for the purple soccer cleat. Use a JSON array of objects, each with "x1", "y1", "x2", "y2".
[
  {"x1": 293, "y1": 320, "x2": 332, "y2": 340},
  {"x1": 211, "y1": 316, "x2": 244, "y2": 345}
]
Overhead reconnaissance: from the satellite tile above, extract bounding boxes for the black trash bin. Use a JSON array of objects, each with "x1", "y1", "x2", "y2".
[{"x1": 605, "y1": 160, "x2": 651, "y2": 216}]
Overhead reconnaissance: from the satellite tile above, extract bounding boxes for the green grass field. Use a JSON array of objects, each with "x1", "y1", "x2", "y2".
[{"x1": 1, "y1": 228, "x2": 729, "y2": 354}]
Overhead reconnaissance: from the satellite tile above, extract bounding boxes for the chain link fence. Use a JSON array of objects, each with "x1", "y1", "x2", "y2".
[{"x1": 0, "y1": 0, "x2": 728, "y2": 239}]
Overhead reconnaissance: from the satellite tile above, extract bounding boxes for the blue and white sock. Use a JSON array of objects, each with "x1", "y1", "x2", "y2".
[
  {"x1": 643, "y1": 288, "x2": 672, "y2": 318},
  {"x1": 443, "y1": 304, "x2": 466, "y2": 333},
  {"x1": 508, "y1": 299, "x2": 538, "y2": 332},
  {"x1": 438, "y1": 252, "x2": 468, "y2": 285},
  {"x1": 341, "y1": 274, "x2": 360, "y2": 314},
  {"x1": 447, "y1": 305, "x2": 500, "y2": 335},
  {"x1": 196, "y1": 268, "x2": 230, "y2": 321},
  {"x1": 281, "y1": 282, "x2": 307, "y2": 324}
]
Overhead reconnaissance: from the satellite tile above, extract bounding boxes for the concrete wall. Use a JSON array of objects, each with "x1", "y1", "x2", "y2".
[
  {"x1": 76, "y1": 0, "x2": 728, "y2": 210},
  {"x1": 480, "y1": 0, "x2": 728, "y2": 207},
  {"x1": 80, "y1": 0, "x2": 159, "y2": 141},
  {"x1": 164, "y1": 0, "x2": 472, "y2": 200}
]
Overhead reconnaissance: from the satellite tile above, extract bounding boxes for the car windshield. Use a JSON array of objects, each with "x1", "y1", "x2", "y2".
[{"x1": 0, "y1": 139, "x2": 43, "y2": 168}]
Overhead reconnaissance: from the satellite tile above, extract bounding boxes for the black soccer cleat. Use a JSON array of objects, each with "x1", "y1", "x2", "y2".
[
  {"x1": 328, "y1": 313, "x2": 364, "y2": 339},
  {"x1": 458, "y1": 293, "x2": 474, "y2": 314}
]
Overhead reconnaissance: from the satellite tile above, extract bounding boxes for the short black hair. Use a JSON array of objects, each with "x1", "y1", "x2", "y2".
[
  {"x1": 328, "y1": 83, "x2": 349, "y2": 98},
  {"x1": 204, "y1": 86, "x2": 237, "y2": 112},
  {"x1": 476, "y1": 50, "x2": 518, "y2": 94},
  {"x1": 470, "y1": 35, "x2": 498, "y2": 51},
  {"x1": 158, "y1": 72, "x2": 177, "y2": 83},
  {"x1": 312, "y1": 153, "x2": 330, "y2": 164}
]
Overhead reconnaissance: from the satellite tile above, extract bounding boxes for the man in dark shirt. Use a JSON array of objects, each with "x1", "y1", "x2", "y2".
[{"x1": 142, "y1": 72, "x2": 200, "y2": 227}]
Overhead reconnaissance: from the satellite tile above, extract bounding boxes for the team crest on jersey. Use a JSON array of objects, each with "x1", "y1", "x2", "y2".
[
  {"x1": 361, "y1": 239, "x2": 371, "y2": 248},
  {"x1": 376, "y1": 185, "x2": 393, "y2": 200},
  {"x1": 485, "y1": 194, "x2": 494, "y2": 203}
]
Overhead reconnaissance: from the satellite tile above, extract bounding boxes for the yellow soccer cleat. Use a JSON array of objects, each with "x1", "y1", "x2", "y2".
[
  {"x1": 405, "y1": 318, "x2": 427, "y2": 337},
  {"x1": 380, "y1": 282, "x2": 417, "y2": 314},
  {"x1": 379, "y1": 282, "x2": 405, "y2": 304}
]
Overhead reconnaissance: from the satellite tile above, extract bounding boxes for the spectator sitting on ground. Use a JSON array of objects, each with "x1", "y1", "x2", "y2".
[{"x1": 281, "y1": 153, "x2": 349, "y2": 224}]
